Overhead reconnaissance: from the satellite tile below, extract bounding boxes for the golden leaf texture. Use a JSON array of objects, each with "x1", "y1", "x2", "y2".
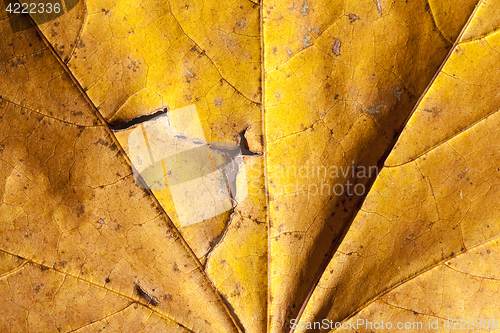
[{"x1": 1, "y1": 0, "x2": 500, "y2": 332}]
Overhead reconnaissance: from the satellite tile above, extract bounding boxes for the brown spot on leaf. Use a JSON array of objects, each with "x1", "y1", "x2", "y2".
[
  {"x1": 348, "y1": 14, "x2": 360, "y2": 22},
  {"x1": 332, "y1": 38, "x2": 341, "y2": 56}
]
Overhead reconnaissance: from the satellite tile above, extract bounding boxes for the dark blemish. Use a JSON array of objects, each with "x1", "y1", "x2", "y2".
[
  {"x1": 348, "y1": 14, "x2": 360, "y2": 23},
  {"x1": 425, "y1": 3, "x2": 430, "y2": 11},
  {"x1": 173, "y1": 263, "x2": 180, "y2": 272},
  {"x1": 334, "y1": 93, "x2": 339, "y2": 99},
  {"x1": 60, "y1": 261, "x2": 67, "y2": 268},
  {"x1": 105, "y1": 278, "x2": 110, "y2": 283},
  {"x1": 423, "y1": 107, "x2": 439, "y2": 114},
  {"x1": 77, "y1": 205, "x2": 85, "y2": 217},
  {"x1": 115, "y1": 224, "x2": 121, "y2": 231},
  {"x1": 10, "y1": 58, "x2": 24, "y2": 67},
  {"x1": 135, "y1": 282, "x2": 160, "y2": 306},
  {"x1": 458, "y1": 168, "x2": 468, "y2": 179},
  {"x1": 300, "y1": 0, "x2": 308, "y2": 15},
  {"x1": 110, "y1": 143, "x2": 117, "y2": 151},
  {"x1": 97, "y1": 138, "x2": 108, "y2": 146},
  {"x1": 332, "y1": 38, "x2": 341, "y2": 56},
  {"x1": 393, "y1": 86, "x2": 403, "y2": 101},
  {"x1": 101, "y1": 8, "x2": 110, "y2": 14},
  {"x1": 54, "y1": 22, "x2": 60, "y2": 27},
  {"x1": 190, "y1": 46, "x2": 197, "y2": 52}
]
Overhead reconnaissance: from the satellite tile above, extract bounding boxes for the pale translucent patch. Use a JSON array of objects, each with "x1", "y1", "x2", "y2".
[{"x1": 127, "y1": 104, "x2": 247, "y2": 226}]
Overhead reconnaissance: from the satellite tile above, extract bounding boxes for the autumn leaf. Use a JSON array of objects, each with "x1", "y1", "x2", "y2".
[{"x1": 1, "y1": 0, "x2": 500, "y2": 332}]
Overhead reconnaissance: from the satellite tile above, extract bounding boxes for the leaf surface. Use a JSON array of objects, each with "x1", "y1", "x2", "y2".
[
  {"x1": 0, "y1": 13, "x2": 242, "y2": 332},
  {"x1": 1, "y1": 0, "x2": 500, "y2": 332}
]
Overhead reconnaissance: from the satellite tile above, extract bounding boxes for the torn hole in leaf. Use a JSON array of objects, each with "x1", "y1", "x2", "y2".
[
  {"x1": 111, "y1": 104, "x2": 260, "y2": 227},
  {"x1": 134, "y1": 282, "x2": 160, "y2": 306}
]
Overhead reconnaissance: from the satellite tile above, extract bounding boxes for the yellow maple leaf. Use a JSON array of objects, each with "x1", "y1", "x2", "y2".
[{"x1": 1, "y1": 0, "x2": 500, "y2": 332}]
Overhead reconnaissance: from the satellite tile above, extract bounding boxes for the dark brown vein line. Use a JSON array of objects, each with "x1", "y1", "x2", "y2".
[{"x1": 28, "y1": 15, "x2": 243, "y2": 333}]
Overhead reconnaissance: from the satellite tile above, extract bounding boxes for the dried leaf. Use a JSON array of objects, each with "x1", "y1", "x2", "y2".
[{"x1": 2, "y1": 0, "x2": 500, "y2": 332}]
